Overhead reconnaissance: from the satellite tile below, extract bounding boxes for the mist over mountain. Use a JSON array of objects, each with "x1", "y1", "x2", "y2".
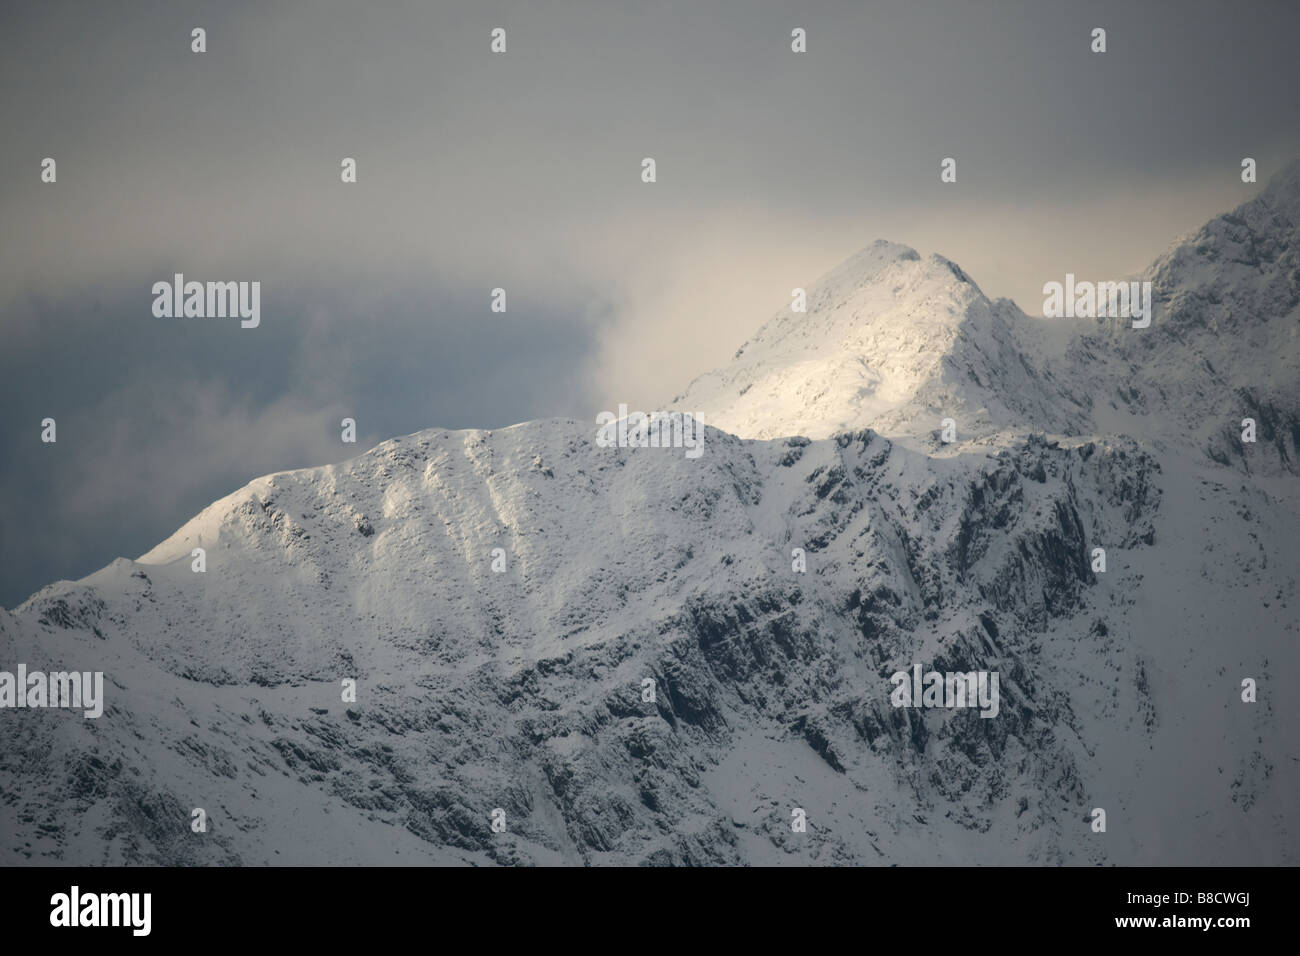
[{"x1": 2, "y1": 166, "x2": 1297, "y2": 866}]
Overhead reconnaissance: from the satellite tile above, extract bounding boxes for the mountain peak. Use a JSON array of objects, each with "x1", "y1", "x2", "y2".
[
  {"x1": 837, "y1": 238, "x2": 921, "y2": 272},
  {"x1": 810, "y1": 240, "x2": 987, "y2": 303},
  {"x1": 1147, "y1": 158, "x2": 1300, "y2": 293},
  {"x1": 671, "y1": 241, "x2": 1078, "y2": 442}
]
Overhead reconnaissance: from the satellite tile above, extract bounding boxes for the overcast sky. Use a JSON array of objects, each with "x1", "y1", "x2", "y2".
[{"x1": 3, "y1": 0, "x2": 1299, "y2": 607}]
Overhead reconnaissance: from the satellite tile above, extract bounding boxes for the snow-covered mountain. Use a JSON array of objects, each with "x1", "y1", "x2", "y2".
[
  {"x1": 672, "y1": 164, "x2": 1300, "y2": 473},
  {"x1": 670, "y1": 239, "x2": 1089, "y2": 445},
  {"x1": 3, "y1": 165, "x2": 1298, "y2": 866},
  {"x1": 1079, "y1": 159, "x2": 1300, "y2": 477}
]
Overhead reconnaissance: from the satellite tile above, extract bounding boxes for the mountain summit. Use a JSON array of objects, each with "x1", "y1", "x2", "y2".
[
  {"x1": 670, "y1": 240, "x2": 1087, "y2": 444},
  {"x1": 674, "y1": 162, "x2": 1300, "y2": 477}
]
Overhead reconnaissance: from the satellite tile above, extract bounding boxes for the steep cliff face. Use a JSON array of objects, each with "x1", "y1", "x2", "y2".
[{"x1": 2, "y1": 167, "x2": 1298, "y2": 867}]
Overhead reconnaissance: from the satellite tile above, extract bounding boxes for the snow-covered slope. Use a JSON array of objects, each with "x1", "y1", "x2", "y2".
[
  {"x1": 1078, "y1": 160, "x2": 1300, "y2": 477},
  {"x1": 2, "y1": 167, "x2": 1297, "y2": 867},
  {"x1": 670, "y1": 240, "x2": 1089, "y2": 445},
  {"x1": 673, "y1": 163, "x2": 1300, "y2": 474}
]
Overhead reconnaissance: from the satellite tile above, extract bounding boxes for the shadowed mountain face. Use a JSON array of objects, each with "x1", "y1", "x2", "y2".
[{"x1": 2, "y1": 167, "x2": 1298, "y2": 866}]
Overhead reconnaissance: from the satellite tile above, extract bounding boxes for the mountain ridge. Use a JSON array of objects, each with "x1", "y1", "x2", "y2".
[
  {"x1": 672, "y1": 162, "x2": 1300, "y2": 480},
  {"x1": 3, "y1": 166, "x2": 1298, "y2": 866}
]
